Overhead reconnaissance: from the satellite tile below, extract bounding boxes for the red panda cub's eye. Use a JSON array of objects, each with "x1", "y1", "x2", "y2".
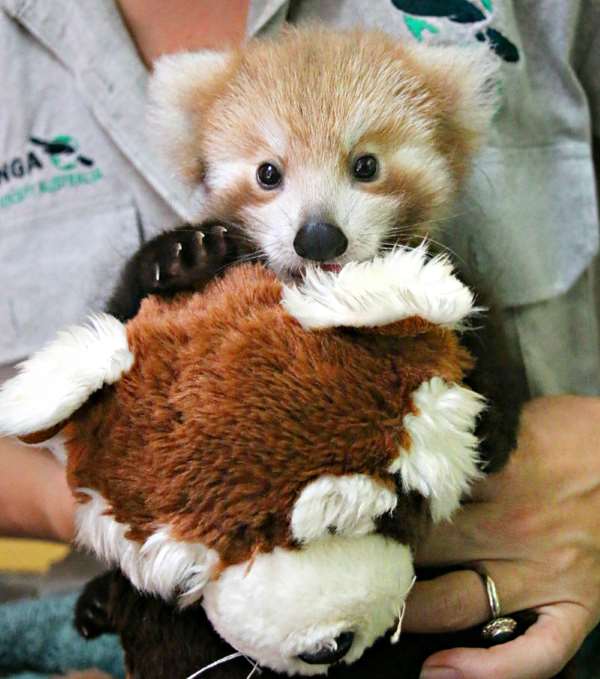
[
  {"x1": 353, "y1": 155, "x2": 379, "y2": 182},
  {"x1": 256, "y1": 162, "x2": 283, "y2": 189}
]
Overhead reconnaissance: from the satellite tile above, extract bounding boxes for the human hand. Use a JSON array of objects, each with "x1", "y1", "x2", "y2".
[
  {"x1": 0, "y1": 436, "x2": 75, "y2": 541},
  {"x1": 403, "y1": 395, "x2": 600, "y2": 679}
]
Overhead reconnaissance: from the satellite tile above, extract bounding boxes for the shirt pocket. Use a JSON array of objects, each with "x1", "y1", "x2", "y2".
[{"x1": 0, "y1": 201, "x2": 141, "y2": 366}]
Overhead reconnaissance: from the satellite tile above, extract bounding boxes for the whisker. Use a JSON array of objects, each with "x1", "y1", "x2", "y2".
[
  {"x1": 341, "y1": 192, "x2": 360, "y2": 229},
  {"x1": 472, "y1": 162, "x2": 494, "y2": 196},
  {"x1": 236, "y1": 252, "x2": 268, "y2": 264},
  {"x1": 421, "y1": 236, "x2": 466, "y2": 265},
  {"x1": 233, "y1": 233, "x2": 260, "y2": 248},
  {"x1": 276, "y1": 203, "x2": 295, "y2": 228},
  {"x1": 386, "y1": 211, "x2": 469, "y2": 235},
  {"x1": 383, "y1": 217, "x2": 468, "y2": 265}
]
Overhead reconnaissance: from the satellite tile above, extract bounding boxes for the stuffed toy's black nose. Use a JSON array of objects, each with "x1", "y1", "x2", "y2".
[
  {"x1": 297, "y1": 631, "x2": 354, "y2": 665},
  {"x1": 294, "y1": 221, "x2": 348, "y2": 261}
]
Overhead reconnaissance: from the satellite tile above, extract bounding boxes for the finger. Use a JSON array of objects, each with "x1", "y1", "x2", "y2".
[
  {"x1": 420, "y1": 602, "x2": 588, "y2": 679},
  {"x1": 415, "y1": 501, "x2": 525, "y2": 566},
  {"x1": 404, "y1": 565, "x2": 531, "y2": 633},
  {"x1": 403, "y1": 570, "x2": 489, "y2": 633},
  {"x1": 415, "y1": 513, "x2": 485, "y2": 566}
]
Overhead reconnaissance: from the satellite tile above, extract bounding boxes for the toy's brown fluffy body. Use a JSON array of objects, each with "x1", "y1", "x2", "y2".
[{"x1": 68, "y1": 263, "x2": 470, "y2": 566}]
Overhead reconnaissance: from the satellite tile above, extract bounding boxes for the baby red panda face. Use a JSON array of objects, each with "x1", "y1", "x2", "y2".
[{"x1": 149, "y1": 27, "x2": 496, "y2": 279}]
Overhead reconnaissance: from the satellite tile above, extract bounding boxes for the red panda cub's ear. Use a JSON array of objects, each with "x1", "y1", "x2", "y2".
[
  {"x1": 402, "y1": 42, "x2": 499, "y2": 161},
  {"x1": 147, "y1": 50, "x2": 237, "y2": 185},
  {"x1": 0, "y1": 314, "x2": 133, "y2": 446}
]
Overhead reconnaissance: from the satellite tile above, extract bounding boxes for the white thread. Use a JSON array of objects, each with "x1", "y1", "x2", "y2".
[
  {"x1": 246, "y1": 660, "x2": 262, "y2": 678},
  {"x1": 185, "y1": 652, "x2": 245, "y2": 678},
  {"x1": 391, "y1": 574, "x2": 417, "y2": 644}
]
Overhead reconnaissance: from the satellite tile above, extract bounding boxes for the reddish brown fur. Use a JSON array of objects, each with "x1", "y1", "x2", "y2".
[
  {"x1": 165, "y1": 27, "x2": 493, "y2": 237},
  {"x1": 210, "y1": 177, "x2": 277, "y2": 220},
  {"x1": 397, "y1": 47, "x2": 480, "y2": 183},
  {"x1": 65, "y1": 263, "x2": 472, "y2": 566},
  {"x1": 20, "y1": 423, "x2": 62, "y2": 444}
]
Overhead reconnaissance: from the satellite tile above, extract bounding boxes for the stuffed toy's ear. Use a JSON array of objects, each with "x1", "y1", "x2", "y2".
[
  {"x1": 0, "y1": 314, "x2": 133, "y2": 439},
  {"x1": 281, "y1": 245, "x2": 476, "y2": 331},
  {"x1": 147, "y1": 50, "x2": 236, "y2": 184}
]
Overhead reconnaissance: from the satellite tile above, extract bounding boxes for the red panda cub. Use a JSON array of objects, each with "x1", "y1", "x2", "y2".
[
  {"x1": 108, "y1": 25, "x2": 519, "y2": 475},
  {"x1": 145, "y1": 25, "x2": 496, "y2": 282},
  {"x1": 75, "y1": 24, "x2": 529, "y2": 679}
]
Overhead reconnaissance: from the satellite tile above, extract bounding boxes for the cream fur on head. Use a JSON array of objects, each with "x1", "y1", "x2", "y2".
[{"x1": 146, "y1": 27, "x2": 497, "y2": 280}]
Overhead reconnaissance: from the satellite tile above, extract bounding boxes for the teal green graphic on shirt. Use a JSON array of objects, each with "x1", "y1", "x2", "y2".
[
  {"x1": 30, "y1": 135, "x2": 95, "y2": 170},
  {"x1": 0, "y1": 134, "x2": 102, "y2": 210},
  {"x1": 0, "y1": 168, "x2": 103, "y2": 209},
  {"x1": 394, "y1": 0, "x2": 519, "y2": 63},
  {"x1": 49, "y1": 135, "x2": 78, "y2": 171},
  {"x1": 403, "y1": 15, "x2": 439, "y2": 40}
]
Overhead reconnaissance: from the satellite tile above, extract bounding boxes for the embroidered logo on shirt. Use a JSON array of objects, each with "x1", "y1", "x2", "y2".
[
  {"x1": 0, "y1": 135, "x2": 103, "y2": 210},
  {"x1": 30, "y1": 136, "x2": 95, "y2": 171},
  {"x1": 391, "y1": 0, "x2": 520, "y2": 63}
]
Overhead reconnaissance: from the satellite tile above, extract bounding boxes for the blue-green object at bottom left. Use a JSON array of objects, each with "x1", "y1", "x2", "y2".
[{"x1": 0, "y1": 592, "x2": 125, "y2": 679}]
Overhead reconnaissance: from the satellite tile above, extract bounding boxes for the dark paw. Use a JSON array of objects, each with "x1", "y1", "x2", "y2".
[
  {"x1": 107, "y1": 221, "x2": 244, "y2": 321},
  {"x1": 74, "y1": 572, "x2": 115, "y2": 639},
  {"x1": 139, "y1": 223, "x2": 235, "y2": 296}
]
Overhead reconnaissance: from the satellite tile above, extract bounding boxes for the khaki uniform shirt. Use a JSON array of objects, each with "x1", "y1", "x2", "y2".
[{"x1": 1, "y1": 0, "x2": 599, "y2": 396}]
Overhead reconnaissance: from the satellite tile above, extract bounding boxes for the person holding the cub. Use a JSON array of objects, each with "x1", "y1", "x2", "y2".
[{"x1": 1, "y1": 1, "x2": 599, "y2": 678}]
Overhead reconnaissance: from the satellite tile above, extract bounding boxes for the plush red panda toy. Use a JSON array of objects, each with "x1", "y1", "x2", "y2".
[{"x1": 0, "y1": 246, "x2": 485, "y2": 677}]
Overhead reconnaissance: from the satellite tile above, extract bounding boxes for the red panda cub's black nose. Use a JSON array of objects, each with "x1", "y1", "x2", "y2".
[{"x1": 294, "y1": 221, "x2": 348, "y2": 262}]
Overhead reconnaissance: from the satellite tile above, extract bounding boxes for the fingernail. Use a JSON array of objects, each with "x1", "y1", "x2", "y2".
[{"x1": 419, "y1": 668, "x2": 462, "y2": 679}]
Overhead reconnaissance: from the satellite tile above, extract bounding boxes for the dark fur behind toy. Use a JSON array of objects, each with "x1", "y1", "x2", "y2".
[{"x1": 75, "y1": 570, "x2": 549, "y2": 679}]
